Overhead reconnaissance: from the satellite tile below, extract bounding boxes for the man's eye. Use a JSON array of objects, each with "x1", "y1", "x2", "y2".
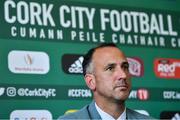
[
  {"x1": 106, "y1": 66, "x2": 115, "y2": 71},
  {"x1": 107, "y1": 67, "x2": 113, "y2": 70},
  {"x1": 121, "y1": 63, "x2": 129, "y2": 70}
]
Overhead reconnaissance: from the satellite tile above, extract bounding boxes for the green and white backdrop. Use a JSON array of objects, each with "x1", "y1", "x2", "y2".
[{"x1": 0, "y1": 0, "x2": 180, "y2": 119}]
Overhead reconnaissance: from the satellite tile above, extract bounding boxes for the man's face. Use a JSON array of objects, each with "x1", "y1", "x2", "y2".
[{"x1": 92, "y1": 47, "x2": 131, "y2": 102}]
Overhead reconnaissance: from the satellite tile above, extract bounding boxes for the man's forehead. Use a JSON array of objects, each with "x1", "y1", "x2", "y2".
[
  {"x1": 92, "y1": 48, "x2": 127, "y2": 66},
  {"x1": 95, "y1": 46, "x2": 118, "y2": 51},
  {"x1": 104, "y1": 60, "x2": 128, "y2": 66},
  {"x1": 93, "y1": 47, "x2": 126, "y2": 59}
]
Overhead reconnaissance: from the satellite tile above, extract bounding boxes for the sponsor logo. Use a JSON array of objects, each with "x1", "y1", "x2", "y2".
[
  {"x1": 127, "y1": 57, "x2": 144, "y2": 77},
  {"x1": 10, "y1": 110, "x2": 52, "y2": 120},
  {"x1": 62, "y1": 54, "x2": 83, "y2": 74},
  {"x1": 154, "y1": 58, "x2": 180, "y2": 78},
  {"x1": 128, "y1": 88, "x2": 149, "y2": 101},
  {"x1": 68, "y1": 89, "x2": 92, "y2": 98},
  {"x1": 163, "y1": 91, "x2": 180, "y2": 100},
  {"x1": 62, "y1": 54, "x2": 143, "y2": 77},
  {"x1": 137, "y1": 89, "x2": 149, "y2": 100},
  {"x1": 0, "y1": 87, "x2": 5, "y2": 96},
  {"x1": 8, "y1": 50, "x2": 50, "y2": 74},
  {"x1": 68, "y1": 56, "x2": 84, "y2": 74},
  {"x1": 172, "y1": 113, "x2": 180, "y2": 120},
  {"x1": 160, "y1": 111, "x2": 180, "y2": 119},
  {"x1": 5, "y1": 87, "x2": 56, "y2": 98},
  {"x1": 128, "y1": 90, "x2": 137, "y2": 99}
]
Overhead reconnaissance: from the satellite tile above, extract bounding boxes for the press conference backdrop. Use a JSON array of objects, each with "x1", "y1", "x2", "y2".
[{"x1": 0, "y1": 0, "x2": 180, "y2": 119}]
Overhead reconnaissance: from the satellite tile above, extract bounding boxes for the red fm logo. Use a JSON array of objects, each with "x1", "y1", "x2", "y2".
[{"x1": 154, "y1": 58, "x2": 180, "y2": 79}]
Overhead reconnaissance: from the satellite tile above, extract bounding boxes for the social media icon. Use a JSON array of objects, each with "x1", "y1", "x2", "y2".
[
  {"x1": 0, "y1": 87, "x2": 5, "y2": 96},
  {"x1": 7, "y1": 87, "x2": 16, "y2": 97}
]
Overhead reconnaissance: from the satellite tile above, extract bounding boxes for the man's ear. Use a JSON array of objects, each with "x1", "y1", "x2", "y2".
[{"x1": 84, "y1": 74, "x2": 96, "y2": 91}]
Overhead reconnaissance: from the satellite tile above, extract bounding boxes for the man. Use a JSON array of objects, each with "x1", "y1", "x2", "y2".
[{"x1": 59, "y1": 43, "x2": 153, "y2": 119}]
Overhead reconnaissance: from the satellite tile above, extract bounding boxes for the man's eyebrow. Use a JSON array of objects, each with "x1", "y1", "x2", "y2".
[
  {"x1": 105, "y1": 63, "x2": 116, "y2": 67},
  {"x1": 105, "y1": 61, "x2": 128, "y2": 66},
  {"x1": 104, "y1": 63, "x2": 116, "y2": 69},
  {"x1": 121, "y1": 61, "x2": 129, "y2": 67},
  {"x1": 122, "y1": 61, "x2": 129, "y2": 65}
]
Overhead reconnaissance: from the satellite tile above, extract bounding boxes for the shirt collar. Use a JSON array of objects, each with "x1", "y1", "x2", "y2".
[{"x1": 95, "y1": 102, "x2": 126, "y2": 120}]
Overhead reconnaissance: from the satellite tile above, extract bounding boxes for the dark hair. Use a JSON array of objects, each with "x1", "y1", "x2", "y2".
[{"x1": 82, "y1": 43, "x2": 117, "y2": 76}]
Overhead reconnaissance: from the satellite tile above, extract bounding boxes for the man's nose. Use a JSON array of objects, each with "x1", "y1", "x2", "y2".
[{"x1": 116, "y1": 67, "x2": 127, "y2": 79}]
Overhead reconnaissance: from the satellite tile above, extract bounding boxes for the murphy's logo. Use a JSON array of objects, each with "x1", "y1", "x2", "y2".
[
  {"x1": 154, "y1": 58, "x2": 180, "y2": 79},
  {"x1": 8, "y1": 50, "x2": 50, "y2": 74}
]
